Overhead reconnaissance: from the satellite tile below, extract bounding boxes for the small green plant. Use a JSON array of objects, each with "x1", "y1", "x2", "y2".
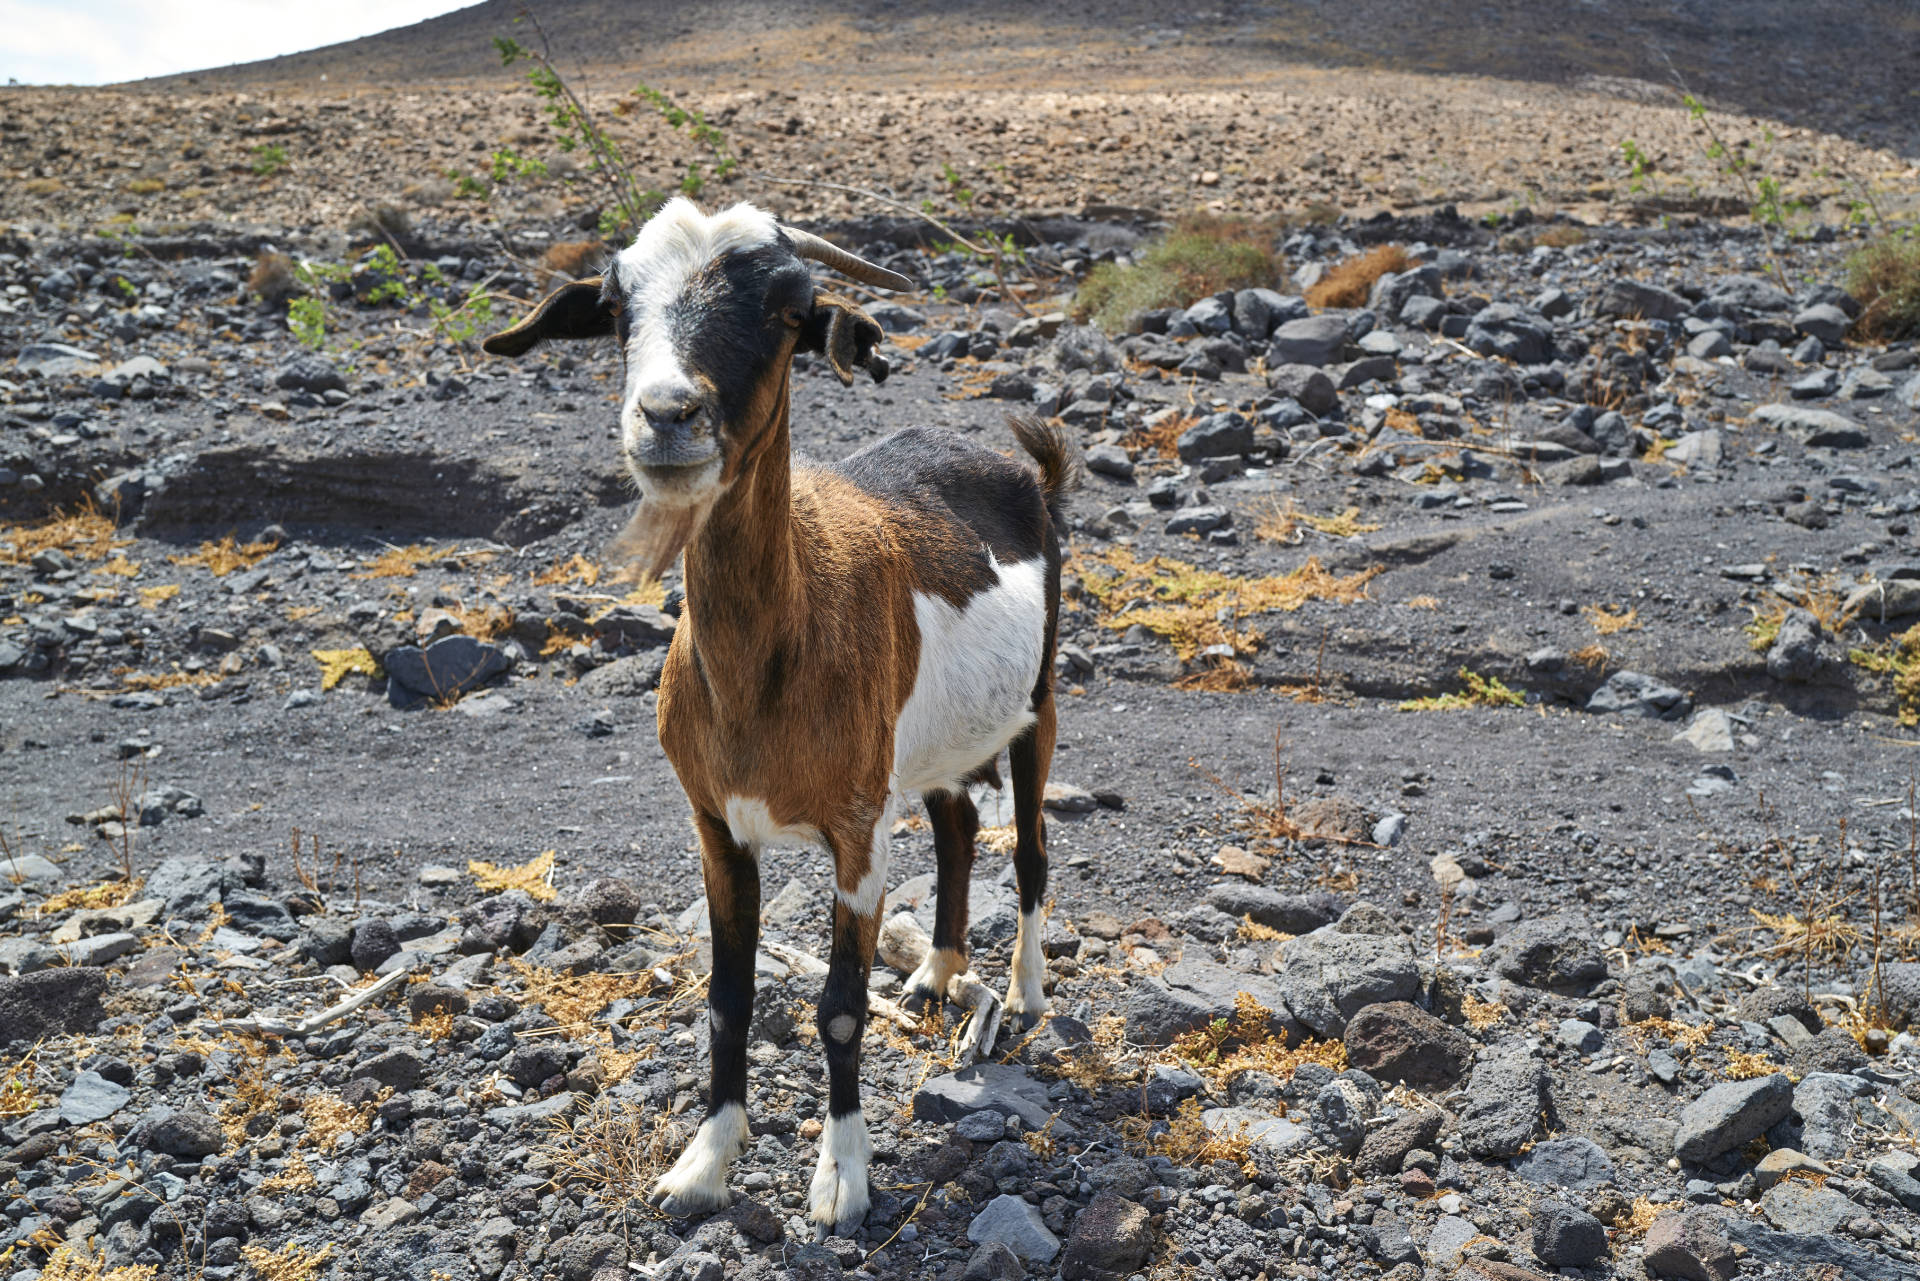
[
  {"x1": 1075, "y1": 214, "x2": 1282, "y2": 330},
  {"x1": 1851, "y1": 623, "x2": 1920, "y2": 727},
  {"x1": 489, "y1": 146, "x2": 548, "y2": 185},
  {"x1": 1620, "y1": 139, "x2": 1653, "y2": 194},
  {"x1": 937, "y1": 162, "x2": 974, "y2": 211},
  {"x1": 430, "y1": 286, "x2": 496, "y2": 346},
  {"x1": 250, "y1": 143, "x2": 288, "y2": 177},
  {"x1": 499, "y1": 21, "x2": 663, "y2": 238},
  {"x1": 287, "y1": 297, "x2": 326, "y2": 349},
  {"x1": 1398, "y1": 668, "x2": 1526, "y2": 711},
  {"x1": 445, "y1": 168, "x2": 490, "y2": 200},
  {"x1": 1681, "y1": 94, "x2": 1806, "y2": 232},
  {"x1": 359, "y1": 245, "x2": 410, "y2": 305},
  {"x1": 635, "y1": 81, "x2": 737, "y2": 200},
  {"x1": 1751, "y1": 174, "x2": 1806, "y2": 229}
]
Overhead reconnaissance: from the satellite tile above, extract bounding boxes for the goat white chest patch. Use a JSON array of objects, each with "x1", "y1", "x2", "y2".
[{"x1": 892, "y1": 554, "x2": 1046, "y2": 795}]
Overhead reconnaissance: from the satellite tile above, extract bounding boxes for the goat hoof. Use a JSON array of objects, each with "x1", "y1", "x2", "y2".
[
  {"x1": 651, "y1": 1184, "x2": 733, "y2": 1218},
  {"x1": 1003, "y1": 987, "x2": 1049, "y2": 1030}
]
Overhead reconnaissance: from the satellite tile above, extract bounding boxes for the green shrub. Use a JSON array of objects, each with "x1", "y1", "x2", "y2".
[
  {"x1": 1847, "y1": 233, "x2": 1920, "y2": 340},
  {"x1": 1074, "y1": 214, "x2": 1282, "y2": 331}
]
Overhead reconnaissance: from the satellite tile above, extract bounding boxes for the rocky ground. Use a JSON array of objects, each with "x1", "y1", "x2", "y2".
[{"x1": 5, "y1": 147, "x2": 1920, "y2": 1281}]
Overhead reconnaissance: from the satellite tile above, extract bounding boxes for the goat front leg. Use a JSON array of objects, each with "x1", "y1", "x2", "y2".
[
  {"x1": 652, "y1": 811, "x2": 758, "y2": 1215},
  {"x1": 810, "y1": 805, "x2": 888, "y2": 1234}
]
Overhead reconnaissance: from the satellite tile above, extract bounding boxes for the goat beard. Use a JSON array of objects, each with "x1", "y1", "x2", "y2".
[{"x1": 608, "y1": 494, "x2": 712, "y2": 581}]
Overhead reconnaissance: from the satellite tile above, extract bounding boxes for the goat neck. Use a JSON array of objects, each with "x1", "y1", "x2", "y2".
[{"x1": 678, "y1": 370, "x2": 803, "y2": 702}]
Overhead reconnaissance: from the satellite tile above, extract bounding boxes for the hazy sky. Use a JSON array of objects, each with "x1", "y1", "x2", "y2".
[{"x1": 1, "y1": 0, "x2": 475, "y2": 85}]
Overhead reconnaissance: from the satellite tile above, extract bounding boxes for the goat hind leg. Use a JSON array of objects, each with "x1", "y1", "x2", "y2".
[
  {"x1": 1005, "y1": 699, "x2": 1055, "y2": 1024},
  {"x1": 904, "y1": 788, "x2": 976, "y2": 1007},
  {"x1": 652, "y1": 812, "x2": 757, "y2": 1214}
]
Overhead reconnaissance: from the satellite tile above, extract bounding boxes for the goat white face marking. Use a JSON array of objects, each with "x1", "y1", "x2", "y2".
[
  {"x1": 612, "y1": 198, "x2": 781, "y2": 498},
  {"x1": 894, "y1": 554, "x2": 1048, "y2": 795},
  {"x1": 723, "y1": 795, "x2": 816, "y2": 851},
  {"x1": 834, "y1": 806, "x2": 890, "y2": 917},
  {"x1": 808, "y1": 1110, "x2": 872, "y2": 1229},
  {"x1": 651, "y1": 1100, "x2": 749, "y2": 1213},
  {"x1": 1005, "y1": 906, "x2": 1049, "y2": 1020}
]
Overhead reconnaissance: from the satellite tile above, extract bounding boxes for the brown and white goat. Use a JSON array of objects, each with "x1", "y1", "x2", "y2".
[{"x1": 483, "y1": 199, "x2": 1076, "y2": 1232}]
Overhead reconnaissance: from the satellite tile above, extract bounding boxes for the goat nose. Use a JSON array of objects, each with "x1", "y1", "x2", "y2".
[{"x1": 639, "y1": 385, "x2": 701, "y2": 425}]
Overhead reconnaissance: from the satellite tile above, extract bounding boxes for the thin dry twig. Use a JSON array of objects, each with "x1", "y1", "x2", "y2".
[{"x1": 220, "y1": 967, "x2": 416, "y2": 1039}]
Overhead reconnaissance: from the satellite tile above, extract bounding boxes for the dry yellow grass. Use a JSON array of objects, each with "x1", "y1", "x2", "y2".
[
  {"x1": 1569, "y1": 643, "x2": 1611, "y2": 672},
  {"x1": 978, "y1": 823, "x2": 1019, "y2": 855},
  {"x1": 1120, "y1": 1096, "x2": 1258, "y2": 1175},
  {"x1": 1076, "y1": 546, "x2": 1380, "y2": 661},
  {"x1": 238, "y1": 1243, "x2": 333, "y2": 1281},
  {"x1": 167, "y1": 533, "x2": 278, "y2": 577},
  {"x1": 1305, "y1": 244, "x2": 1412, "y2": 309},
  {"x1": 218, "y1": 1059, "x2": 284, "y2": 1146},
  {"x1": 1236, "y1": 916, "x2": 1288, "y2": 943},
  {"x1": 36, "y1": 879, "x2": 143, "y2": 915},
  {"x1": 534, "y1": 553, "x2": 600, "y2": 588},
  {"x1": 1462, "y1": 994, "x2": 1508, "y2": 1030},
  {"x1": 0, "y1": 504, "x2": 129, "y2": 566},
  {"x1": 469, "y1": 849, "x2": 557, "y2": 902},
  {"x1": 449, "y1": 600, "x2": 515, "y2": 641},
  {"x1": 301, "y1": 1092, "x2": 377, "y2": 1150},
  {"x1": 352, "y1": 543, "x2": 439, "y2": 579},
  {"x1": 1167, "y1": 993, "x2": 1347, "y2": 1087},
  {"x1": 1119, "y1": 412, "x2": 1198, "y2": 461},
  {"x1": 312, "y1": 647, "x2": 381, "y2": 691},
  {"x1": 1621, "y1": 1016, "x2": 1713, "y2": 1057},
  {"x1": 501, "y1": 957, "x2": 666, "y2": 1028},
  {"x1": 1613, "y1": 1196, "x2": 1663, "y2": 1238},
  {"x1": 31, "y1": 1245, "x2": 157, "y2": 1281},
  {"x1": 1584, "y1": 604, "x2": 1641, "y2": 635},
  {"x1": 1172, "y1": 655, "x2": 1257, "y2": 693},
  {"x1": 1404, "y1": 595, "x2": 1441, "y2": 610},
  {"x1": 1747, "y1": 908, "x2": 1864, "y2": 964},
  {"x1": 1254, "y1": 500, "x2": 1381, "y2": 545},
  {"x1": 257, "y1": 1152, "x2": 317, "y2": 1192},
  {"x1": 109, "y1": 667, "x2": 224, "y2": 692},
  {"x1": 137, "y1": 584, "x2": 180, "y2": 609},
  {"x1": 1722, "y1": 1049, "x2": 1782, "y2": 1080},
  {"x1": 92, "y1": 556, "x2": 140, "y2": 578},
  {"x1": 536, "y1": 1097, "x2": 685, "y2": 1219}
]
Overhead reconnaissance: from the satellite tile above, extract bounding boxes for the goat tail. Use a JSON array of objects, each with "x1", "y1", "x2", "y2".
[{"x1": 1006, "y1": 413, "x2": 1081, "y2": 525}]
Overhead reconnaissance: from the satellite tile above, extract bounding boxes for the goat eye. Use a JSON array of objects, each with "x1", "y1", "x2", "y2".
[{"x1": 781, "y1": 306, "x2": 804, "y2": 328}]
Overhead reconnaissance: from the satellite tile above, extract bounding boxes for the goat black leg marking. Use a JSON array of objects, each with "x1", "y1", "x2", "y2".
[
  {"x1": 1005, "y1": 696, "x2": 1055, "y2": 1024},
  {"x1": 651, "y1": 811, "x2": 757, "y2": 1214},
  {"x1": 906, "y1": 788, "x2": 978, "y2": 1006}
]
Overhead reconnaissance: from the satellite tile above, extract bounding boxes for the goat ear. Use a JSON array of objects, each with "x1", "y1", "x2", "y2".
[
  {"x1": 799, "y1": 292, "x2": 889, "y2": 387},
  {"x1": 481, "y1": 276, "x2": 612, "y2": 357}
]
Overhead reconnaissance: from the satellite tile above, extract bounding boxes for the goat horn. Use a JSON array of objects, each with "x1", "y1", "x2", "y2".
[{"x1": 781, "y1": 226, "x2": 914, "y2": 292}]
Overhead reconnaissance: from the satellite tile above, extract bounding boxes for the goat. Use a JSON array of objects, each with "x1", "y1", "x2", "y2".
[{"x1": 482, "y1": 199, "x2": 1077, "y2": 1233}]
